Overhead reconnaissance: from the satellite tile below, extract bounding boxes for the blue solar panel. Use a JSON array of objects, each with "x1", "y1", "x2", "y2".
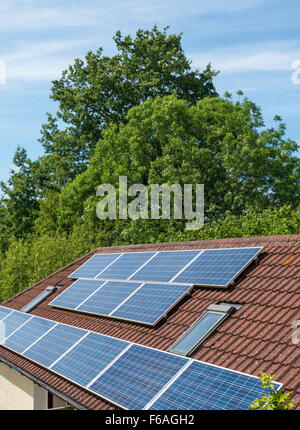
[
  {"x1": 0, "y1": 309, "x2": 282, "y2": 410},
  {"x1": 70, "y1": 253, "x2": 121, "y2": 278},
  {"x1": 2, "y1": 317, "x2": 56, "y2": 353},
  {"x1": 173, "y1": 247, "x2": 262, "y2": 286},
  {"x1": 97, "y1": 252, "x2": 156, "y2": 280},
  {"x1": 24, "y1": 324, "x2": 86, "y2": 367},
  {"x1": 77, "y1": 281, "x2": 141, "y2": 316},
  {"x1": 112, "y1": 283, "x2": 192, "y2": 325},
  {"x1": 0, "y1": 312, "x2": 32, "y2": 342},
  {"x1": 0, "y1": 306, "x2": 13, "y2": 321},
  {"x1": 51, "y1": 332, "x2": 129, "y2": 387},
  {"x1": 89, "y1": 344, "x2": 188, "y2": 410},
  {"x1": 149, "y1": 360, "x2": 281, "y2": 410},
  {"x1": 130, "y1": 251, "x2": 200, "y2": 282},
  {"x1": 50, "y1": 279, "x2": 105, "y2": 309}
]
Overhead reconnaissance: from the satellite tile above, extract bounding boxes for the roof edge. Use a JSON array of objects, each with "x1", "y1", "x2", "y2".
[{"x1": 0, "y1": 356, "x2": 87, "y2": 410}]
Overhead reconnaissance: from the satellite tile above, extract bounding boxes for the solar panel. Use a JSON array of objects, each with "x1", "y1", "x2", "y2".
[
  {"x1": 130, "y1": 251, "x2": 200, "y2": 282},
  {"x1": 112, "y1": 283, "x2": 192, "y2": 325},
  {"x1": 69, "y1": 253, "x2": 121, "y2": 279},
  {"x1": 0, "y1": 312, "x2": 32, "y2": 342},
  {"x1": 51, "y1": 332, "x2": 129, "y2": 387},
  {"x1": 0, "y1": 306, "x2": 13, "y2": 321},
  {"x1": 2, "y1": 316, "x2": 56, "y2": 353},
  {"x1": 50, "y1": 279, "x2": 106, "y2": 309},
  {"x1": 0, "y1": 308, "x2": 282, "y2": 410},
  {"x1": 24, "y1": 324, "x2": 86, "y2": 367},
  {"x1": 97, "y1": 252, "x2": 156, "y2": 280},
  {"x1": 77, "y1": 281, "x2": 142, "y2": 316},
  {"x1": 148, "y1": 360, "x2": 281, "y2": 410},
  {"x1": 89, "y1": 344, "x2": 188, "y2": 410},
  {"x1": 173, "y1": 247, "x2": 263, "y2": 287}
]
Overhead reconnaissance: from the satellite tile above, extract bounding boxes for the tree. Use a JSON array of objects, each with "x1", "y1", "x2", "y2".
[
  {"x1": 0, "y1": 26, "x2": 218, "y2": 241},
  {"x1": 55, "y1": 94, "x2": 299, "y2": 232},
  {"x1": 0, "y1": 147, "x2": 41, "y2": 239},
  {"x1": 39, "y1": 26, "x2": 218, "y2": 185},
  {"x1": 250, "y1": 372, "x2": 295, "y2": 410}
]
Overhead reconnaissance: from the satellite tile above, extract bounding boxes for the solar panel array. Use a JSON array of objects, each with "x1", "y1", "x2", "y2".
[
  {"x1": 69, "y1": 247, "x2": 263, "y2": 288},
  {"x1": 0, "y1": 306, "x2": 281, "y2": 410},
  {"x1": 172, "y1": 248, "x2": 263, "y2": 286},
  {"x1": 50, "y1": 280, "x2": 192, "y2": 325},
  {"x1": 53, "y1": 247, "x2": 262, "y2": 325}
]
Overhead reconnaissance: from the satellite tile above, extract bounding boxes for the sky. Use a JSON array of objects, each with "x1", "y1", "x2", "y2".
[{"x1": 0, "y1": 0, "x2": 299, "y2": 184}]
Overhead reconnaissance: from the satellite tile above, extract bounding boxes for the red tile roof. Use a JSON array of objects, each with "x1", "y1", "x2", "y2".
[{"x1": 0, "y1": 234, "x2": 299, "y2": 410}]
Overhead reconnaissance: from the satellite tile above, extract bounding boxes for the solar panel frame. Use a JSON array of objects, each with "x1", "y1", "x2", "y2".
[
  {"x1": 68, "y1": 253, "x2": 122, "y2": 279},
  {"x1": 172, "y1": 247, "x2": 264, "y2": 287}
]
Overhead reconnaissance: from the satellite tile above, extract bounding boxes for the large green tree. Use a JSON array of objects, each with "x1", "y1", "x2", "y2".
[
  {"x1": 40, "y1": 25, "x2": 218, "y2": 184},
  {"x1": 1, "y1": 26, "x2": 218, "y2": 240},
  {"x1": 55, "y1": 94, "x2": 299, "y2": 234}
]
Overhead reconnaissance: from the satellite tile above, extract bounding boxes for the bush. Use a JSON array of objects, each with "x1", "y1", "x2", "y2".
[{"x1": 250, "y1": 372, "x2": 295, "y2": 410}]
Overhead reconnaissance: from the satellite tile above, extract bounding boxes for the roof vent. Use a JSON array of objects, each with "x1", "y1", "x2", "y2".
[{"x1": 21, "y1": 286, "x2": 57, "y2": 313}]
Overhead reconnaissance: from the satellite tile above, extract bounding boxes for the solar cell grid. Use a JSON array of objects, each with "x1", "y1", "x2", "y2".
[
  {"x1": 89, "y1": 344, "x2": 188, "y2": 410},
  {"x1": 51, "y1": 332, "x2": 129, "y2": 387},
  {"x1": 0, "y1": 312, "x2": 32, "y2": 343},
  {"x1": 2, "y1": 316, "x2": 56, "y2": 353},
  {"x1": 77, "y1": 281, "x2": 142, "y2": 316},
  {"x1": 69, "y1": 253, "x2": 121, "y2": 279},
  {"x1": 112, "y1": 283, "x2": 192, "y2": 325},
  {"x1": 0, "y1": 306, "x2": 13, "y2": 321},
  {"x1": 130, "y1": 250, "x2": 200, "y2": 282},
  {"x1": 24, "y1": 324, "x2": 86, "y2": 367},
  {"x1": 173, "y1": 247, "x2": 262, "y2": 286},
  {"x1": 97, "y1": 252, "x2": 156, "y2": 280},
  {"x1": 50, "y1": 279, "x2": 105, "y2": 309},
  {"x1": 148, "y1": 361, "x2": 280, "y2": 410}
]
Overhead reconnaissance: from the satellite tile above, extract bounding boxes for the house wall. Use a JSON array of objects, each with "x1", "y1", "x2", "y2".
[
  {"x1": 0, "y1": 362, "x2": 34, "y2": 410},
  {"x1": 33, "y1": 384, "x2": 48, "y2": 410}
]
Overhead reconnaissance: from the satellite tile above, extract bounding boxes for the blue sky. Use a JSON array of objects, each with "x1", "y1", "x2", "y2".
[{"x1": 0, "y1": 0, "x2": 299, "y2": 184}]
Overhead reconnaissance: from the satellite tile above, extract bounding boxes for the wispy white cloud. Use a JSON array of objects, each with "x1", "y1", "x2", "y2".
[
  {"x1": 2, "y1": 39, "x2": 95, "y2": 80},
  {"x1": 0, "y1": 0, "x2": 279, "y2": 33},
  {"x1": 190, "y1": 41, "x2": 300, "y2": 73}
]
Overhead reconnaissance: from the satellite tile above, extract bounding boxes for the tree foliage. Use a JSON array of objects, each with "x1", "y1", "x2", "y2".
[
  {"x1": 250, "y1": 373, "x2": 295, "y2": 410},
  {"x1": 55, "y1": 94, "x2": 299, "y2": 232},
  {"x1": 39, "y1": 26, "x2": 218, "y2": 185}
]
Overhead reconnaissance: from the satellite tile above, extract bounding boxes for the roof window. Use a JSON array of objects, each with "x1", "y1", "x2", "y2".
[{"x1": 169, "y1": 303, "x2": 236, "y2": 356}]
